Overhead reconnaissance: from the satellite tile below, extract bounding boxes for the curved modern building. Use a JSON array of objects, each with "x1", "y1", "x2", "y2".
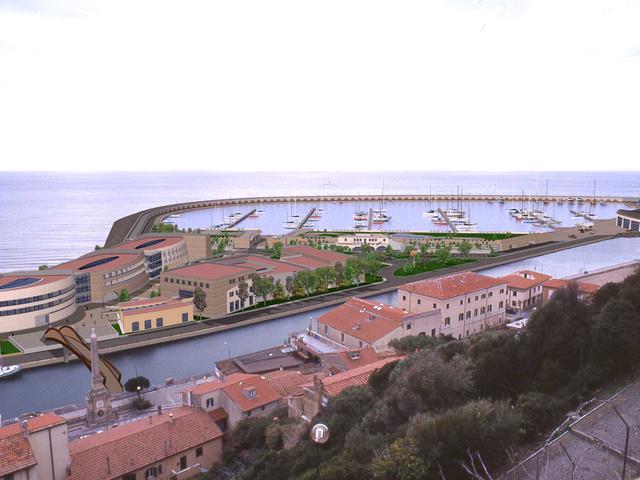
[
  {"x1": 116, "y1": 235, "x2": 188, "y2": 278},
  {"x1": 616, "y1": 209, "x2": 640, "y2": 232},
  {"x1": 0, "y1": 271, "x2": 77, "y2": 334},
  {"x1": 52, "y1": 250, "x2": 148, "y2": 304}
]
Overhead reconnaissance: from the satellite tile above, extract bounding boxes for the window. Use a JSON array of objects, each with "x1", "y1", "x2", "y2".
[
  {"x1": 229, "y1": 291, "x2": 234, "y2": 298},
  {"x1": 132, "y1": 321, "x2": 140, "y2": 332},
  {"x1": 417, "y1": 299, "x2": 422, "y2": 305},
  {"x1": 341, "y1": 333, "x2": 345, "y2": 342},
  {"x1": 474, "y1": 309, "x2": 478, "y2": 316},
  {"x1": 358, "y1": 341, "x2": 363, "y2": 348},
  {"x1": 466, "y1": 330, "x2": 470, "y2": 337},
  {"x1": 460, "y1": 300, "x2": 463, "y2": 305},
  {"x1": 206, "y1": 398, "x2": 214, "y2": 408},
  {"x1": 488, "y1": 305, "x2": 492, "y2": 312},
  {"x1": 499, "y1": 301, "x2": 504, "y2": 309},
  {"x1": 475, "y1": 296, "x2": 478, "y2": 301},
  {"x1": 164, "y1": 278, "x2": 168, "y2": 283},
  {"x1": 466, "y1": 311, "x2": 471, "y2": 319},
  {"x1": 500, "y1": 288, "x2": 505, "y2": 294},
  {"x1": 488, "y1": 292, "x2": 493, "y2": 297},
  {"x1": 180, "y1": 455, "x2": 187, "y2": 470},
  {"x1": 402, "y1": 295, "x2": 406, "y2": 301},
  {"x1": 431, "y1": 328, "x2": 436, "y2": 337},
  {"x1": 123, "y1": 475, "x2": 136, "y2": 480},
  {"x1": 156, "y1": 317, "x2": 163, "y2": 327},
  {"x1": 182, "y1": 312, "x2": 189, "y2": 322},
  {"x1": 196, "y1": 446, "x2": 203, "y2": 457},
  {"x1": 229, "y1": 302, "x2": 234, "y2": 312},
  {"x1": 467, "y1": 298, "x2": 471, "y2": 304},
  {"x1": 145, "y1": 467, "x2": 159, "y2": 479},
  {"x1": 445, "y1": 317, "x2": 451, "y2": 326},
  {"x1": 178, "y1": 289, "x2": 193, "y2": 299},
  {"x1": 458, "y1": 313, "x2": 464, "y2": 321},
  {"x1": 513, "y1": 291, "x2": 518, "y2": 297},
  {"x1": 144, "y1": 319, "x2": 152, "y2": 330},
  {"x1": 206, "y1": 283, "x2": 210, "y2": 288},
  {"x1": 481, "y1": 294, "x2": 486, "y2": 299},
  {"x1": 406, "y1": 323, "x2": 412, "y2": 330},
  {"x1": 324, "y1": 325, "x2": 328, "y2": 334},
  {"x1": 481, "y1": 307, "x2": 485, "y2": 314},
  {"x1": 446, "y1": 303, "x2": 449, "y2": 309},
  {"x1": 512, "y1": 301, "x2": 517, "y2": 306}
]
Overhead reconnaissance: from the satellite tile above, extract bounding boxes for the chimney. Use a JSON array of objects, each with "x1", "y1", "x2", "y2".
[
  {"x1": 157, "y1": 405, "x2": 162, "y2": 416},
  {"x1": 21, "y1": 419, "x2": 29, "y2": 437}
]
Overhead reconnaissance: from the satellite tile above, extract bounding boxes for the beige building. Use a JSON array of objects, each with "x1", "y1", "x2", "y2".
[
  {"x1": 161, "y1": 263, "x2": 255, "y2": 317},
  {"x1": 337, "y1": 233, "x2": 390, "y2": 252},
  {"x1": 182, "y1": 372, "x2": 282, "y2": 430},
  {"x1": 398, "y1": 272, "x2": 508, "y2": 339},
  {"x1": 219, "y1": 254, "x2": 304, "y2": 284},
  {"x1": 110, "y1": 296, "x2": 194, "y2": 333},
  {"x1": 117, "y1": 235, "x2": 189, "y2": 279},
  {"x1": 0, "y1": 413, "x2": 69, "y2": 480},
  {"x1": 0, "y1": 271, "x2": 77, "y2": 334},
  {"x1": 315, "y1": 297, "x2": 441, "y2": 352},
  {"x1": 542, "y1": 279, "x2": 600, "y2": 303},
  {"x1": 498, "y1": 270, "x2": 552, "y2": 310},
  {"x1": 67, "y1": 406, "x2": 223, "y2": 480},
  {"x1": 52, "y1": 250, "x2": 149, "y2": 305}
]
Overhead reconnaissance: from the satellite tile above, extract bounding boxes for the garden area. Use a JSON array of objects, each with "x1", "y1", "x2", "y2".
[
  {"x1": 0, "y1": 339, "x2": 20, "y2": 355},
  {"x1": 393, "y1": 243, "x2": 478, "y2": 276}
]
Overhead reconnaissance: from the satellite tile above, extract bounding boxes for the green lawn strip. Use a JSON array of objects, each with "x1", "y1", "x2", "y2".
[
  {"x1": 306, "y1": 231, "x2": 523, "y2": 240},
  {"x1": 110, "y1": 323, "x2": 124, "y2": 335},
  {"x1": 393, "y1": 259, "x2": 477, "y2": 276},
  {"x1": 0, "y1": 340, "x2": 21, "y2": 355}
]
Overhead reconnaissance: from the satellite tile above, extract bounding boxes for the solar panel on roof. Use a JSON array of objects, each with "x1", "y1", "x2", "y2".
[
  {"x1": 0, "y1": 277, "x2": 41, "y2": 289},
  {"x1": 78, "y1": 256, "x2": 119, "y2": 270}
]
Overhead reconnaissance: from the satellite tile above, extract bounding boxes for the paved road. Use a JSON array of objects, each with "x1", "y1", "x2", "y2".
[{"x1": 3, "y1": 233, "x2": 618, "y2": 368}]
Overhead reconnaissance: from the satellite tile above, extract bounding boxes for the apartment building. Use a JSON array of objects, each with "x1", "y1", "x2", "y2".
[
  {"x1": 397, "y1": 272, "x2": 508, "y2": 339},
  {"x1": 161, "y1": 263, "x2": 255, "y2": 317},
  {"x1": 337, "y1": 233, "x2": 390, "y2": 252},
  {"x1": 0, "y1": 413, "x2": 69, "y2": 480},
  {"x1": 67, "y1": 406, "x2": 223, "y2": 480},
  {"x1": 498, "y1": 270, "x2": 552, "y2": 310},
  {"x1": 316, "y1": 297, "x2": 441, "y2": 352}
]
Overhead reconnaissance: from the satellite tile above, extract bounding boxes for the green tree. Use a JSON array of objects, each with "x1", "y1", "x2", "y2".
[
  {"x1": 94, "y1": 244, "x2": 102, "y2": 250},
  {"x1": 295, "y1": 270, "x2": 318, "y2": 296},
  {"x1": 272, "y1": 241, "x2": 283, "y2": 259},
  {"x1": 385, "y1": 244, "x2": 394, "y2": 255},
  {"x1": 273, "y1": 279, "x2": 287, "y2": 301},
  {"x1": 458, "y1": 240, "x2": 472, "y2": 258},
  {"x1": 238, "y1": 280, "x2": 250, "y2": 308},
  {"x1": 346, "y1": 257, "x2": 365, "y2": 285},
  {"x1": 315, "y1": 267, "x2": 336, "y2": 293},
  {"x1": 124, "y1": 376, "x2": 150, "y2": 400},
  {"x1": 434, "y1": 245, "x2": 453, "y2": 265},
  {"x1": 285, "y1": 276, "x2": 294, "y2": 297},
  {"x1": 118, "y1": 289, "x2": 130, "y2": 302},
  {"x1": 193, "y1": 287, "x2": 207, "y2": 314},
  {"x1": 38, "y1": 264, "x2": 49, "y2": 270},
  {"x1": 370, "y1": 438, "x2": 430, "y2": 480},
  {"x1": 254, "y1": 277, "x2": 275, "y2": 305}
]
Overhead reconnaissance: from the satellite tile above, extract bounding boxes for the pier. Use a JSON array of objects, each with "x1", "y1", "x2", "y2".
[
  {"x1": 438, "y1": 208, "x2": 459, "y2": 233},
  {"x1": 296, "y1": 207, "x2": 316, "y2": 229},
  {"x1": 368, "y1": 208, "x2": 374, "y2": 229},
  {"x1": 226, "y1": 208, "x2": 257, "y2": 228}
]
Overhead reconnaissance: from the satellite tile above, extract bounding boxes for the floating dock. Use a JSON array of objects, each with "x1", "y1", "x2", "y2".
[
  {"x1": 226, "y1": 208, "x2": 257, "y2": 228},
  {"x1": 296, "y1": 207, "x2": 316, "y2": 229},
  {"x1": 438, "y1": 208, "x2": 458, "y2": 233}
]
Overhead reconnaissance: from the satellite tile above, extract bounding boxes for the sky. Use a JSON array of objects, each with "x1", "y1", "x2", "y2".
[{"x1": 0, "y1": 0, "x2": 639, "y2": 172}]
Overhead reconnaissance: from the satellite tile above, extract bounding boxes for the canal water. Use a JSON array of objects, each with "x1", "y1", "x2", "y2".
[{"x1": 0, "y1": 292, "x2": 395, "y2": 419}]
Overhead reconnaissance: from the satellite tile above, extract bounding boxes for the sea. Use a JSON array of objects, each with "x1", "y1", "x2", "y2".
[{"x1": 1, "y1": 170, "x2": 639, "y2": 273}]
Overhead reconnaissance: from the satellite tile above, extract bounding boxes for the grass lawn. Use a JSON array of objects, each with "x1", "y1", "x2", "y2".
[
  {"x1": 0, "y1": 340, "x2": 20, "y2": 355},
  {"x1": 393, "y1": 259, "x2": 477, "y2": 276},
  {"x1": 111, "y1": 323, "x2": 123, "y2": 335}
]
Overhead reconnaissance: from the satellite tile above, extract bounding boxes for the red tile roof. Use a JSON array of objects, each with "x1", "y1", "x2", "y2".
[
  {"x1": 543, "y1": 279, "x2": 600, "y2": 295},
  {"x1": 262, "y1": 370, "x2": 315, "y2": 397},
  {"x1": 186, "y1": 373, "x2": 255, "y2": 396},
  {"x1": 208, "y1": 408, "x2": 228, "y2": 423},
  {"x1": 119, "y1": 297, "x2": 192, "y2": 317},
  {"x1": 281, "y1": 245, "x2": 350, "y2": 264},
  {"x1": 399, "y1": 272, "x2": 506, "y2": 299},
  {"x1": 319, "y1": 356, "x2": 403, "y2": 397},
  {"x1": 0, "y1": 413, "x2": 66, "y2": 477},
  {"x1": 498, "y1": 270, "x2": 552, "y2": 290},
  {"x1": 337, "y1": 347, "x2": 381, "y2": 371},
  {"x1": 67, "y1": 406, "x2": 223, "y2": 480},
  {"x1": 281, "y1": 256, "x2": 329, "y2": 269},
  {"x1": 223, "y1": 255, "x2": 304, "y2": 276},
  {"x1": 222, "y1": 377, "x2": 282, "y2": 412},
  {"x1": 52, "y1": 252, "x2": 143, "y2": 273},
  {"x1": 166, "y1": 263, "x2": 253, "y2": 281},
  {"x1": 317, "y1": 298, "x2": 409, "y2": 343}
]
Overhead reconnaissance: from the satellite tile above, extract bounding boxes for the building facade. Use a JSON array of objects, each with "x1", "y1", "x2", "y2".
[
  {"x1": 397, "y1": 272, "x2": 508, "y2": 339},
  {"x1": 161, "y1": 263, "x2": 255, "y2": 317},
  {"x1": 337, "y1": 234, "x2": 390, "y2": 252},
  {"x1": 111, "y1": 296, "x2": 194, "y2": 333},
  {"x1": 117, "y1": 236, "x2": 189, "y2": 279},
  {"x1": 616, "y1": 209, "x2": 640, "y2": 232},
  {"x1": 52, "y1": 250, "x2": 148, "y2": 305},
  {"x1": 0, "y1": 272, "x2": 77, "y2": 334},
  {"x1": 498, "y1": 270, "x2": 552, "y2": 310}
]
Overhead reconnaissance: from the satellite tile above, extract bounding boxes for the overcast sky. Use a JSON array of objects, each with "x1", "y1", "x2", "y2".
[{"x1": 1, "y1": 0, "x2": 639, "y2": 171}]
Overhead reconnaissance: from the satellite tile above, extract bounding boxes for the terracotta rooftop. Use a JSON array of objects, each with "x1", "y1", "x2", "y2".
[
  {"x1": 399, "y1": 272, "x2": 506, "y2": 299},
  {"x1": 499, "y1": 270, "x2": 553, "y2": 290},
  {"x1": 0, "y1": 413, "x2": 66, "y2": 477},
  {"x1": 222, "y1": 376, "x2": 282, "y2": 412},
  {"x1": 221, "y1": 255, "x2": 304, "y2": 276},
  {"x1": 116, "y1": 236, "x2": 184, "y2": 251},
  {"x1": 316, "y1": 356, "x2": 403, "y2": 397},
  {"x1": 336, "y1": 347, "x2": 381, "y2": 371},
  {"x1": 52, "y1": 251, "x2": 143, "y2": 273},
  {"x1": 119, "y1": 297, "x2": 192, "y2": 316},
  {"x1": 281, "y1": 245, "x2": 350, "y2": 264},
  {"x1": 186, "y1": 373, "x2": 255, "y2": 396},
  {"x1": 262, "y1": 370, "x2": 315, "y2": 398},
  {"x1": 67, "y1": 406, "x2": 222, "y2": 480},
  {"x1": 166, "y1": 262, "x2": 253, "y2": 281},
  {"x1": 543, "y1": 279, "x2": 600, "y2": 295},
  {"x1": 317, "y1": 298, "x2": 410, "y2": 343}
]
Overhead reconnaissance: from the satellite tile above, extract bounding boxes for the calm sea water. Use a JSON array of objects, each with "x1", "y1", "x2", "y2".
[{"x1": 1, "y1": 171, "x2": 639, "y2": 272}]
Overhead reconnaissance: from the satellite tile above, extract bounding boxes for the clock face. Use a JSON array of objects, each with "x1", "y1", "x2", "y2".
[{"x1": 96, "y1": 400, "x2": 104, "y2": 409}]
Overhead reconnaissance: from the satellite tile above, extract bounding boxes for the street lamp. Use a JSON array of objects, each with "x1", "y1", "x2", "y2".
[
  {"x1": 136, "y1": 385, "x2": 141, "y2": 400},
  {"x1": 223, "y1": 341, "x2": 231, "y2": 359}
]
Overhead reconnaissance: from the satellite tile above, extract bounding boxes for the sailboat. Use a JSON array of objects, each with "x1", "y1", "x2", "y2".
[
  {"x1": 372, "y1": 181, "x2": 391, "y2": 223},
  {"x1": 0, "y1": 349, "x2": 21, "y2": 379}
]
